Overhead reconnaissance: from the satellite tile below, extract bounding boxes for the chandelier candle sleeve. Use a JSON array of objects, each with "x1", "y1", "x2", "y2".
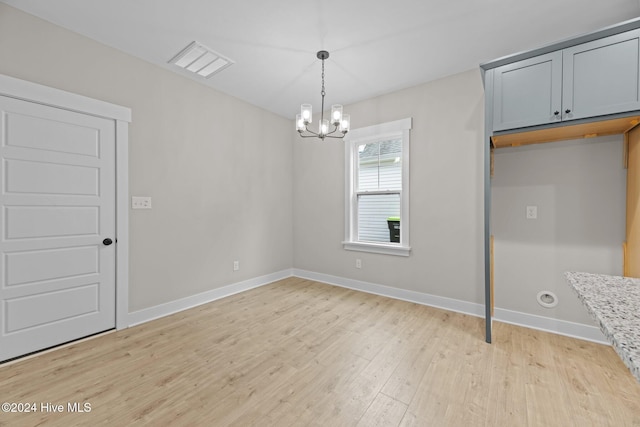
[
  {"x1": 331, "y1": 105, "x2": 343, "y2": 125},
  {"x1": 340, "y1": 114, "x2": 351, "y2": 133},
  {"x1": 320, "y1": 119, "x2": 329, "y2": 136},
  {"x1": 301, "y1": 104, "x2": 312, "y2": 124},
  {"x1": 296, "y1": 50, "x2": 350, "y2": 140}
]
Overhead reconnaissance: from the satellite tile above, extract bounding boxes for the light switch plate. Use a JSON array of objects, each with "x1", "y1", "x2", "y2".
[{"x1": 132, "y1": 196, "x2": 152, "y2": 209}]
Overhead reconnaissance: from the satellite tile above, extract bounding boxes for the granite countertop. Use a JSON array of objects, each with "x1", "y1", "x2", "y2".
[{"x1": 565, "y1": 272, "x2": 640, "y2": 383}]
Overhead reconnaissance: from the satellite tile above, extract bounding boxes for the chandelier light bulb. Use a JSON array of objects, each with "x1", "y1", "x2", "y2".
[
  {"x1": 301, "y1": 104, "x2": 312, "y2": 124},
  {"x1": 320, "y1": 119, "x2": 329, "y2": 136},
  {"x1": 339, "y1": 114, "x2": 350, "y2": 133},
  {"x1": 331, "y1": 104, "x2": 343, "y2": 125}
]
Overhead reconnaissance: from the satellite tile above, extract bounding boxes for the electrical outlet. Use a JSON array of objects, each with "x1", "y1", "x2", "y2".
[
  {"x1": 526, "y1": 205, "x2": 537, "y2": 219},
  {"x1": 233, "y1": 260, "x2": 239, "y2": 271},
  {"x1": 356, "y1": 259, "x2": 362, "y2": 269},
  {"x1": 132, "y1": 196, "x2": 152, "y2": 209}
]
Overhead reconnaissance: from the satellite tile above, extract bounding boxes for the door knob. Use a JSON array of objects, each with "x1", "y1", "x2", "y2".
[
  {"x1": 103, "y1": 238, "x2": 113, "y2": 246},
  {"x1": 553, "y1": 111, "x2": 560, "y2": 116},
  {"x1": 565, "y1": 109, "x2": 571, "y2": 114}
]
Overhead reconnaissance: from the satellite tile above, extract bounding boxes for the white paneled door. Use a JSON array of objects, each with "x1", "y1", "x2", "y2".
[{"x1": 0, "y1": 95, "x2": 116, "y2": 361}]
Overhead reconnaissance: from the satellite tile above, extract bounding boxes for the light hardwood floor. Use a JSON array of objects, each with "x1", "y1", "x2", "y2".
[{"x1": 1, "y1": 277, "x2": 639, "y2": 426}]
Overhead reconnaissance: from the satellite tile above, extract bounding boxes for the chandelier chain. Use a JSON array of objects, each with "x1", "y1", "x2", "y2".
[
  {"x1": 321, "y1": 59, "x2": 326, "y2": 97},
  {"x1": 320, "y1": 58, "x2": 326, "y2": 124}
]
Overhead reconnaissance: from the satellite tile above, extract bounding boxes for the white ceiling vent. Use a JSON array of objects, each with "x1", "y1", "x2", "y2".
[{"x1": 168, "y1": 41, "x2": 234, "y2": 78}]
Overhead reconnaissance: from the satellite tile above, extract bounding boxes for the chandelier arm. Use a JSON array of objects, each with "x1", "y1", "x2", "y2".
[
  {"x1": 299, "y1": 124, "x2": 341, "y2": 139},
  {"x1": 299, "y1": 125, "x2": 320, "y2": 137},
  {"x1": 323, "y1": 133, "x2": 346, "y2": 139},
  {"x1": 323, "y1": 124, "x2": 340, "y2": 136}
]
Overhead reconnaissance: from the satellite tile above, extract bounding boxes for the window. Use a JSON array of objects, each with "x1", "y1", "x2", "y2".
[{"x1": 343, "y1": 118, "x2": 411, "y2": 256}]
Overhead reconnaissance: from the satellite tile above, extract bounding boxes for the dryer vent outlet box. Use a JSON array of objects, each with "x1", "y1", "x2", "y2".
[{"x1": 537, "y1": 291, "x2": 558, "y2": 308}]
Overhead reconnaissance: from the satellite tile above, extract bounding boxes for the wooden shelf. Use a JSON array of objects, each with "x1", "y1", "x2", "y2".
[
  {"x1": 626, "y1": 125, "x2": 640, "y2": 277},
  {"x1": 491, "y1": 116, "x2": 640, "y2": 148}
]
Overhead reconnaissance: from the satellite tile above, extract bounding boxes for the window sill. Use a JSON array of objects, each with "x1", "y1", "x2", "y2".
[{"x1": 342, "y1": 241, "x2": 411, "y2": 257}]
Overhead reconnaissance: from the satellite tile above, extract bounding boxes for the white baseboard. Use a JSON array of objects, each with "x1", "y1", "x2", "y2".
[
  {"x1": 493, "y1": 308, "x2": 607, "y2": 344},
  {"x1": 127, "y1": 269, "x2": 293, "y2": 327},
  {"x1": 126, "y1": 267, "x2": 608, "y2": 345},
  {"x1": 293, "y1": 269, "x2": 485, "y2": 317},
  {"x1": 293, "y1": 268, "x2": 608, "y2": 345}
]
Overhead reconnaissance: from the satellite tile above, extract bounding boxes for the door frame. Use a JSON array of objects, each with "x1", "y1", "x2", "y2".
[{"x1": 0, "y1": 73, "x2": 131, "y2": 330}]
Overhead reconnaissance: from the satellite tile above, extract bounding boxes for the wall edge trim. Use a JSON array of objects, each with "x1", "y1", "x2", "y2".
[
  {"x1": 493, "y1": 307, "x2": 607, "y2": 344},
  {"x1": 293, "y1": 268, "x2": 608, "y2": 344},
  {"x1": 127, "y1": 269, "x2": 294, "y2": 327},
  {"x1": 127, "y1": 267, "x2": 608, "y2": 345}
]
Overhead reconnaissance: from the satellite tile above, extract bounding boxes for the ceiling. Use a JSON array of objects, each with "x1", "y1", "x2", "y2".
[{"x1": 2, "y1": 0, "x2": 640, "y2": 119}]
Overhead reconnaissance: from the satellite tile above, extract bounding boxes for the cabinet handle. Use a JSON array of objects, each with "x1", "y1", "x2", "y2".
[
  {"x1": 565, "y1": 109, "x2": 571, "y2": 114},
  {"x1": 554, "y1": 111, "x2": 560, "y2": 116}
]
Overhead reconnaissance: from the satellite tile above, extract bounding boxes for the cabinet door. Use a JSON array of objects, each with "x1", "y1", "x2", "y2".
[
  {"x1": 492, "y1": 51, "x2": 562, "y2": 131},
  {"x1": 563, "y1": 29, "x2": 640, "y2": 121}
]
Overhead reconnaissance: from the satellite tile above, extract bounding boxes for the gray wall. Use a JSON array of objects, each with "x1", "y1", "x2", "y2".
[
  {"x1": 1, "y1": 3, "x2": 621, "y2": 331},
  {"x1": 0, "y1": 4, "x2": 294, "y2": 311},
  {"x1": 293, "y1": 70, "x2": 487, "y2": 304},
  {"x1": 492, "y1": 136, "x2": 626, "y2": 323}
]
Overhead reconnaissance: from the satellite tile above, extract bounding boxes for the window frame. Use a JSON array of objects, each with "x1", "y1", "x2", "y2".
[{"x1": 343, "y1": 117, "x2": 412, "y2": 256}]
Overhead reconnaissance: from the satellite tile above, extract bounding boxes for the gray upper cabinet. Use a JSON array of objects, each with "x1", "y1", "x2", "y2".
[
  {"x1": 493, "y1": 52, "x2": 562, "y2": 131},
  {"x1": 491, "y1": 28, "x2": 640, "y2": 132},
  {"x1": 563, "y1": 29, "x2": 640, "y2": 121}
]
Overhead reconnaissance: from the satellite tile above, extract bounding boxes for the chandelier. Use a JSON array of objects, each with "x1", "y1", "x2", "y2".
[{"x1": 296, "y1": 50, "x2": 350, "y2": 140}]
